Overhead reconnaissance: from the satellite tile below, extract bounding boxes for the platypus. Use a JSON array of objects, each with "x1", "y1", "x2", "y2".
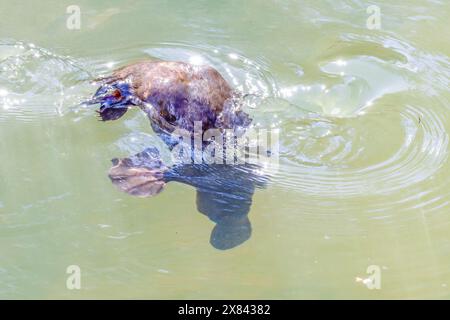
[{"x1": 88, "y1": 60, "x2": 267, "y2": 250}]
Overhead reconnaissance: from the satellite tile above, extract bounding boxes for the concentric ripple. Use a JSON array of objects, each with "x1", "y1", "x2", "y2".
[
  {"x1": 273, "y1": 102, "x2": 449, "y2": 198},
  {"x1": 263, "y1": 32, "x2": 450, "y2": 209}
]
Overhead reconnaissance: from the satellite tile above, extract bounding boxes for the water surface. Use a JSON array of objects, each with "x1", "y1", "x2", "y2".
[{"x1": 0, "y1": 0, "x2": 449, "y2": 299}]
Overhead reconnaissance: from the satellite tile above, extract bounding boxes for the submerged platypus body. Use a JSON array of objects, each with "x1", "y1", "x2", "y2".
[{"x1": 88, "y1": 60, "x2": 265, "y2": 250}]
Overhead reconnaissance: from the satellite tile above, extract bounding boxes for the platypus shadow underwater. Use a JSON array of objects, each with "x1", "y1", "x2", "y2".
[{"x1": 87, "y1": 60, "x2": 269, "y2": 250}]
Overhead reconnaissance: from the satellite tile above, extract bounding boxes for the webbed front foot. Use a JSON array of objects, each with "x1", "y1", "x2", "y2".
[{"x1": 108, "y1": 147, "x2": 167, "y2": 197}]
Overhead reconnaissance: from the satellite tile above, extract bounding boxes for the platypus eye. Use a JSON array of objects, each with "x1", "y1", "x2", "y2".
[{"x1": 111, "y1": 89, "x2": 122, "y2": 100}]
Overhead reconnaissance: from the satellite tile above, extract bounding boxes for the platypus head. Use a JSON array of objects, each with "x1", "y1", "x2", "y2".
[{"x1": 86, "y1": 81, "x2": 140, "y2": 121}]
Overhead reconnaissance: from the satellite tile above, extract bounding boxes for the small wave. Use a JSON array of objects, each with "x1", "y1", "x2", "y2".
[{"x1": 0, "y1": 40, "x2": 92, "y2": 122}]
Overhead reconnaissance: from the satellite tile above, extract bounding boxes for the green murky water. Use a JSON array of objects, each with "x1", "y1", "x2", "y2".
[{"x1": 0, "y1": 0, "x2": 449, "y2": 299}]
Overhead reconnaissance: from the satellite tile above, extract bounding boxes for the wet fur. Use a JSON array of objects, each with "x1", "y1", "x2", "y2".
[{"x1": 101, "y1": 61, "x2": 249, "y2": 131}]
